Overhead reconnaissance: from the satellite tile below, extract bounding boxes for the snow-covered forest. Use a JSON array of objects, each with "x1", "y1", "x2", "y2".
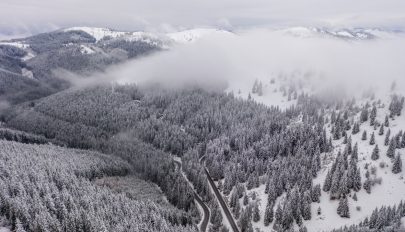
[{"x1": 1, "y1": 1, "x2": 405, "y2": 231}]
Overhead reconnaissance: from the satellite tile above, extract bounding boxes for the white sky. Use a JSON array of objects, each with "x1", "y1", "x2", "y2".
[{"x1": 1, "y1": 0, "x2": 405, "y2": 37}]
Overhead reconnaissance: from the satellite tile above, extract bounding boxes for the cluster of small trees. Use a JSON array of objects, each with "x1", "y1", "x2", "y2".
[
  {"x1": 388, "y1": 94, "x2": 404, "y2": 118},
  {"x1": 332, "y1": 201, "x2": 405, "y2": 232},
  {"x1": 251, "y1": 79, "x2": 263, "y2": 96}
]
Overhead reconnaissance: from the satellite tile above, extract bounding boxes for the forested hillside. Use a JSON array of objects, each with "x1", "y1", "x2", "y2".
[
  {"x1": 2, "y1": 81, "x2": 404, "y2": 231},
  {"x1": 0, "y1": 140, "x2": 196, "y2": 232}
]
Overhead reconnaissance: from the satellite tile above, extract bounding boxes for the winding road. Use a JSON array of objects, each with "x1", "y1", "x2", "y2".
[
  {"x1": 174, "y1": 160, "x2": 210, "y2": 232},
  {"x1": 200, "y1": 156, "x2": 240, "y2": 232}
]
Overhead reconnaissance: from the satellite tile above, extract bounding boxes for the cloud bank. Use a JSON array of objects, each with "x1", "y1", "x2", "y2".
[{"x1": 74, "y1": 29, "x2": 405, "y2": 98}]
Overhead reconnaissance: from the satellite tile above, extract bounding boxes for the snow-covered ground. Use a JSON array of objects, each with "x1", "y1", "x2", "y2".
[
  {"x1": 306, "y1": 91, "x2": 405, "y2": 231},
  {"x1": 167, "y1": 28, "x2": 233, "y2": 43},
  {"x1": 234, "y1": 79, "x2": 405, "y2": 232},
  {"x1": 0, "y1": 217, "x2": 10, "y2": 232},
  {"x1": 226, "y1": 75, "x2": 405, "y2": 231},
  {"x1": 64, "y1": 26, "x2": 232, "y2": 46},
  {"x1": 0, "y1": 41, "x2": 30, "y2": 49}
]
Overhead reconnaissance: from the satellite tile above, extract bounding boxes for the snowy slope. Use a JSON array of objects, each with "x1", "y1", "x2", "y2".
[
  {"x1": 279, "y1": 27, "x2": 402, "y2": 40},
  {"x1": 226, "y1": 72, "x2": 314, "y2": 110},
  {"x1": 306, "y1": 91, "x2": 405, "y2": 231},
  {"x1": 167, "y1": 28, "x2": 233, "y2": 43},
  {"x1": 64, "y1": 27, "x2": 127, "y2": 41},
  {"x1": 227, "y1": 75, "x2": 405, "y2": 231}
]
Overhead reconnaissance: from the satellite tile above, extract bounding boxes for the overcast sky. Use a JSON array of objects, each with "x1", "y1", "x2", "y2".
[{"x1": 1, "y1": 0, "x2": 405, "y2": 38}]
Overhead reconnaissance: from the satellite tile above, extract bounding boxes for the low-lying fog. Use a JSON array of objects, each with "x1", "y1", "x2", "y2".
[{"x1": 72, "y1": 28, "x2": 405, "y2": 97}]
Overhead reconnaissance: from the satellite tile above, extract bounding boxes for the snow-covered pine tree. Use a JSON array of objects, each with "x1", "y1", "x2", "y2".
[
  {"x1": 352, "y1": 143, "x2": 358, "y2": 161},
  {"x1": 252, "y1": 79, "x2": 258, "y2": 94},
  {"x1": 311, "y1": 184, "x2": 321, "y2": 203},
  {"x1": 385, "y1": 115, "x2": 390, "y2": 127},
  {"x1": 387, "y1": 138, "x2": 396, "y2": 158},
  {"x1": 371, "y1": 145, "x2": 379, "y2": 160},
  {"x1": 363, "y1": 177, "x2": 372, "y2": 194},
  {"x1": 385, "y1": 129, "x2": 391, "y2": 146},
  {"x1": 352, "y1": 122, "x2": 360, "y2": 135},
  {"x1": 369, "y1": 132, "x2": 375, "y2": 145},
  {"x1": 301, "y1": 192, "x2": 312, "y2": 220},
  {"x1": 343, "y1": 133, "x2": 348, "y2": 144},
  {"x1": 379, "y1": 124, "x2": 384, "y2": 136},
  {"x1": 323, "y1": 169, "x2": 333, "y2": 192},
  {"x1": 253, "y1": 202, "x2": 260, "y2": 222},
  {"x1": 264, "y1": 201, "x2": 274, "y2": 226},
  {"x1": 401, "y1": 132, "x2": 405, "y2": 148},
  {"x1": 230, "y1": 188, "x2": 238, "y2": 208},
  {"x1": 360, "y1": 107, "x2": 369, "y2": 123},
  {"x1": 243, "y1": 193, "x2": 249, "y2": 206},
  {"x1": 257, "y1": 82, "x2": 263, "y2": 96},
  {"x1": 337, "y1": 196, "x2": 350, "y2": 218},
  {"x1": 370, "y1": 106, "x2": 377, "y2": 126},
  {"x1": 353, "y1": 168, "x2": 362, "y2": 192},
  {"x1": 362, "y1": 130, "x2": 367, "y2": 141},
  {"x1": 392, "y1": 154, "x2": 402, "y2": 174}
]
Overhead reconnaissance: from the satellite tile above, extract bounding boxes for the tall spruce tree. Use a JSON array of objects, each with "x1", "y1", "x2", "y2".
[
  {"x1": 371, "y1": 145, "x2": 379, "y2": 160},
  {"x1": 264, "y1": 201, "x2": 274, "y2": 226},
  {"x1": 337, "y1": 196, "x2": 350, "y2": 218},
  {"x1": 392, "y1": 154, "x2": 402, "y2": 174},
  {"x1": 379, "y1": 124, "x2": 384, "y2": 136},
  {"x1": 369, "y1": 132, "x2": 375, "y2": 145}
]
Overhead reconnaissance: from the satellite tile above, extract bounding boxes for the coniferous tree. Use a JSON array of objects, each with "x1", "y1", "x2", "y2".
[
  {"x1": 257, "y1": 82, "x2": 263, "y2": 96},
  {"x1": 274, "y1": 204, "x2": 283, "y2": 230},
  {"x1": 337, "y1": 196, "x2": 350, "y2": 218},
  {"x1": 387, "y1": 138, "x2": 396, "y2": 158},
  {"x1": 264, "y1": 201, "x2": 274, "y2": 226},
  {"x1": 385, "y1": 129, "x2": 391, "y2": 146},
  {"x1": 363, "y1": 177, "x2": 372, "y2": 194},
  {"x1": 234, "y1": 200, "x2": 241, "y2": 219},
  {"x1": 378, "y1": 124, "x2": 384, "y2": 136},
  {"x1": 353, "y1": 168, "x2": 362, "y2": 192},
  {"x1": 282, "y1": 201, "x2": 294, "y2": 230},
  {"x1": 230, "y1": 189, "x2": 239, "y2": 208},
  {"x1": 369, "y1": 132, "x2": 375, "y2": 145},
  {"x1": 301, "y1": 197, "x2": 311, "y2": 220},
  {"x1": 323, "y1": 169, "x2": 333, "y2": 192},
  {"x1": 311, "y1": 184, "x2": 321, "y2": 203},
  {"x1": 252, "y1": 79, "x2": 258, "y2": 94},
  {"x1": 15, "y1": 219, "x2": 26, "y2": 232},
  {"x1": 371, "y1": 145, "x2": 379, "y2": 160},
  {"x1": 211, "y1": 205, "x2": 223, "y2": 228},
  {"x1": 352, "y1": 143, "x2": 358, "y2": 161},
  {"x1": 352, "y1": 122, "x2": 360, "y2": 135},
  {"x1": 353, "y1": 193, "x2": 358, "y2": 201},
  {"x1": 385, "y1": 115, "x2": 390, "y2": 127},
  {"x1": 360, "y1": 107, "x2": 369, "y2": 123},
  {"x1": 338, "y1": 172, "x2": 349, "y2": 197},
  {"x1": 401, "y1": 133, "x2": 405, "y2": 148},
  {"x1": 392, "y1": 154, "x2": 402, "y2": 174},
  {"x1": 243, "y1": 193, "x2": 249, "y2": 206},
  {"x1": 370, "y1": 106, "x2": 377, "y2": 126},
  {"x1": 362, "y1": 131, "x2": 367, "y2": 141},
  {"x1": 253, "y1": 202, "x2": 260, "y2": 222},
  {"x1": 343, "y1": 133, "x2": 348, "y2": 144}
]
